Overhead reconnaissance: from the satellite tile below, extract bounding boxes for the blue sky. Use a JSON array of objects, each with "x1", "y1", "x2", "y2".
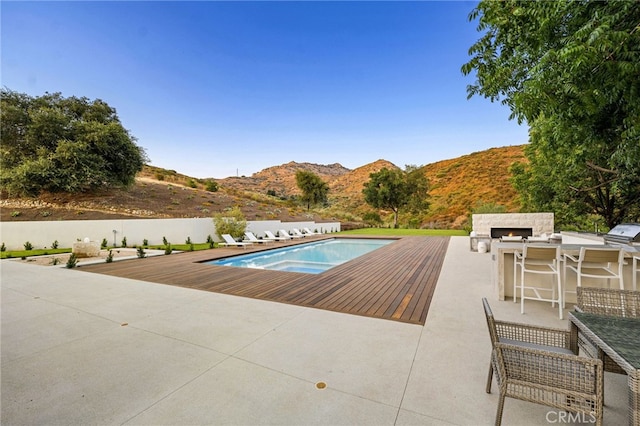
[{"x1": 2, "y1": 1, "x2": 528, "y2": 179}]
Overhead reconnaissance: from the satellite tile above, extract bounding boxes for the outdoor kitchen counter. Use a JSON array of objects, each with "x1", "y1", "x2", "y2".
[{"x1": 491, "y1": 241, "x2": 639, "y2": 302}]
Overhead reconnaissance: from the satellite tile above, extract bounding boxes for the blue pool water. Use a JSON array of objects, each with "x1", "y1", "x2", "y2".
[{"x1": 207, "y1": 238, "x2": 393, "y2": 274}]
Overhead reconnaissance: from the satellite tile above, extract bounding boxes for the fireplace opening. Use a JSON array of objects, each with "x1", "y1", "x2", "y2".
[{"x1": 490, "y1": 228, "x2": 533, "y2": 239}]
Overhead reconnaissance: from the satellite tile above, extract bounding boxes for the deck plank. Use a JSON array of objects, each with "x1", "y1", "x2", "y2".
[{"x1": 80, "y1": 236, "x2": 450, "y2": 325}]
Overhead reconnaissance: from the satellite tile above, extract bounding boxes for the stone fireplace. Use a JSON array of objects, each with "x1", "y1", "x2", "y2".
[{"x1": 472, "y1": 213, "x2": 554, "y2": 239}]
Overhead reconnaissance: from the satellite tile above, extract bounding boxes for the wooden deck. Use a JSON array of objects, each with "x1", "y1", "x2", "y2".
[{"x1": 80, "y1": 236, "x2": 450, "y2": 325}]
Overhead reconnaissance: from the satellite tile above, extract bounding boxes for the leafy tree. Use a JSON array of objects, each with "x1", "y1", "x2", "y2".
[
  {"x1": 362, "y1": 166, "x2": 430, "y2": 228},
  {"x1": 213, "y1": 206, "x2": 247, "y2": 240},
  {"x1": 295, "y1": 170, "x2": 329, "y2": 210},
  {"x1": 403, "y1": 165, "x2": 431, "y2": 214},
  {"x1": 1, "y1": 89, "x2": 147, "y2": 196},
  {"x1": 462, "y1": 1, "x2": 640, "y2": 228}
]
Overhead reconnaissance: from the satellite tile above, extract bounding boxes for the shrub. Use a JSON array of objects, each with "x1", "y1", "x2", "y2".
[
  {"x1": 362, "y1": 212, "x2": 383, "y2": 226},
  {"x1": 24, "y1": 241, "x2": 33, "y2": 250},
  {"x1": 162, "y1": 236, "x2": 168, "y2": 246},
  {"x1": 142, "y1": 239, "x2": 148, "y2": 247},
  {"x1": 106, "y1": 250, "x2": 114, "y2": 263},
  {"x1": 101, "y1": 238, "x2": 108, "y2": 248},
  {"x1": 51, "y1": 240, "x2": 59, "y2": 249},
  {"x1": 205, "y1": 180, "x2": 219, "y2": 192},
  {"x1": 0, "y1": 243, "x2": 5, "y2": 252},
  {"x1": 51, "y1": 257, "x2": 61, "y2": 265},
  {"x1": 11, "y1": 211, "x2": 21, "y2": 217},
  {"x1": 185, "y1": 236, "x2": 192, "y2": 245},
  {"x1": 121, "y1": 237, "x2": 127, "y2": 247},
  {"x1": 136, "y1": 247, "x2": 146, "y2": 258},
  {"x1": 66, "y1": 253, "x2": 78, "y2": 268},
  {"x1": 164, "y1": 243, "x2": 172, "y2": 255},
  {"x1": 206, "y1": 235, "x2": 214, "y2": 249},
  {"x1": 213, "y1": 206, "x2": 247, "y2": 240},
  {"x1": 186, "y1": 179, "x2": 197, "y2": 188}
]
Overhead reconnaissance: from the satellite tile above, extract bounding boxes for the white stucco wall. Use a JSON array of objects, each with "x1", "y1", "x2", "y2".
[{"x1": 0, "y1": 219, "x2": 341, "y2": 250}]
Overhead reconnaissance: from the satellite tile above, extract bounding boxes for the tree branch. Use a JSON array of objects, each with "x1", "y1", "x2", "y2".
[
  {"x1": 585, "y1": 161, "x2": 618, "y2": 175},
  {"x1": 568, "y1": 176, "x2": 619, "y2": 193}
]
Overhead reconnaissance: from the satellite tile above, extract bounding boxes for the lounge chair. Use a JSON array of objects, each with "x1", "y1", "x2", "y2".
[
  {"x1": 279, "y1": 229, "x2": 302, "y2": 239},
  {"x1": 219, "y1": 234, "x2": 253, "y2": 249},
  {"x1": 265, "y1": 230, "x2": 289, "y2": 242},
  {"x1": 292, "y1": 228, "x2": 306, "y2": 238},
  {"x1": 244, "y1": 231, "x2": 274, "y2": 244},
  {"x1": 303, "y1": 227, "x2": 320, "y2": 236}
]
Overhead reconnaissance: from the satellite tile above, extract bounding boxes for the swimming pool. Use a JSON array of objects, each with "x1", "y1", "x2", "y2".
[{"x1": 207, "y1": 238, "x2": 393, "y2": 274}]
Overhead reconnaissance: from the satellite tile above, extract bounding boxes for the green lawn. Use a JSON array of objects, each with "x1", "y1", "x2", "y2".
[
  {"x1": 338, "y1": 228, "x2": 467, "y2": 236},
  {"x1": 1, "y1": 248, "x2": 72, "y2": 259}
]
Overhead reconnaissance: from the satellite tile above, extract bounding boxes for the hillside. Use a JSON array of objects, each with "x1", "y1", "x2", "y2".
[
  {"x1": 220, "y1": 162, "x2": 351, "y2": 196},
  {"x1": 328, "y1": 159, "x2": 399, "y2": 210},
  {"x1": 0, "y1": 145, "x2": 526, "y2": 228},
  {"x1": 421, "y1": 145, "x2": 526, "y2": 227}
]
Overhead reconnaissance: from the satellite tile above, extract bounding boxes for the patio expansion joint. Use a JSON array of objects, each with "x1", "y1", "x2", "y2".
[
  {"x1": 392, "y1": 324, "x2": 426, "y2": 425},
  {"x1": 121, "y1": 354, "x2": 227, "y2": 425}
]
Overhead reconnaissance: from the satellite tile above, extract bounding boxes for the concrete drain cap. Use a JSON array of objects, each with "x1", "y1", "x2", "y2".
[{"x1": 315, "y1": 382, "x2": 327, "y2": 390}]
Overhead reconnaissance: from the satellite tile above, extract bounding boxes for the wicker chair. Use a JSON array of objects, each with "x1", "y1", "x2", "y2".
[
  {"x1": 483, "y1": 298, "x2": 575, "y2": 393},
  {"x1": 576, "y1": 286, "x2": 640, "y2": 318},
  {"x1": 575, "y1": 287, "x2": 640, "y2": 375},
  {"x1": 483, "y1": 298, "x2": 604, "y2": 426}
]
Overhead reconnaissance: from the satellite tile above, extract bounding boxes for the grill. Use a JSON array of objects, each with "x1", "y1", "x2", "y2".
[{"x1": 603, "y1": 223, "x2": 640, "y2": 245}]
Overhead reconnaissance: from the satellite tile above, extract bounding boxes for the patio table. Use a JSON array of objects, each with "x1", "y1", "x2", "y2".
[{"x1": 569, "y1": 311, "x2": 640, "y2": 425}]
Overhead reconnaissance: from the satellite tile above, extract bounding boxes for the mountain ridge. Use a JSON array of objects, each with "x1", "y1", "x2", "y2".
[{"x1": 0, "y1": 145, "x2": 526, "y2": 228}]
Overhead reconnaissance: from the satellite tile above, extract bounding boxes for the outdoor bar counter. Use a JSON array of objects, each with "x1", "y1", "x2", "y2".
[{"x1": 492, "y1": 239, "x2": 639, "y2": 302}]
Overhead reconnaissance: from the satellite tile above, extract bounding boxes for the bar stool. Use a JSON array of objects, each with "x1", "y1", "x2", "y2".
[
  {"x1": 563, "y1": 246, "x2": 624, "y2": 308},
  {"x1": 514, "y1": 244, "x2": 563, "y2": 319}
]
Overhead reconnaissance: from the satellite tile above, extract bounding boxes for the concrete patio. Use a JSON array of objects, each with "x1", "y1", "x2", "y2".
[{"x1": 1, "y1": 236, "x2": 628, "y2": 425}]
